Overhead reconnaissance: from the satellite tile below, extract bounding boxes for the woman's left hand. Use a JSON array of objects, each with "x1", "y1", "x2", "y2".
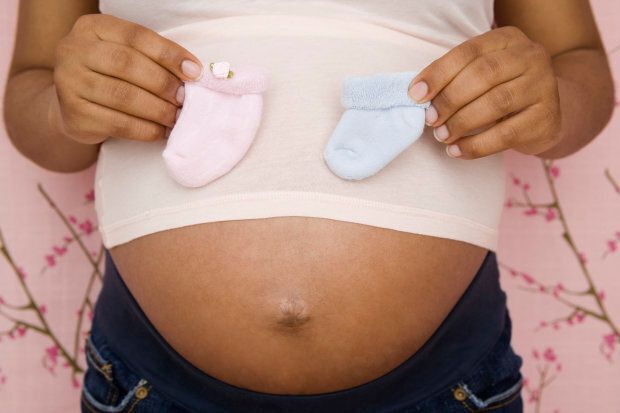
[{"x1": 408, "y1": 25, "x2": 562, "y2": 160}]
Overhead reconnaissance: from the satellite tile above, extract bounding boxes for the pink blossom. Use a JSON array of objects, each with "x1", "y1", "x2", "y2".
[
  {"x1": 72, "y1": 376, "x2": 81, "y2": 388},
  {"x1": 598, "y1": 290, "x2": 606, "y2": 301},
  {"x1": 552, "y1": 322, "x2": 560, "y2": 330},
  {"x1": 0, "y1": 296, "x2": 4, "y2": 305},
  {"x1": 607, "y1": 240, "x2": 617, "y2": 253},
  {"x1": 523, "y1": 183, "x2": 530, "y2": 191},
  {"x1": 615, "y1": 231, "x2": 620, "y2": 240},
  {"x1": 574, "y1": 312, "x2": 586, "y2": 323},
  {"x1": 505, "y1": 199, "x2": 513, "y2": 208},
  {"x1": 68, "y1": 215, "x2": 77, "y2": 224},
  {"x1": 556, "y1": 363, "x2": 562, "y2": 372},
  {"x1": 63, "y1": 235, "x2": 73, "y2": 243},
  {"x1": 545, "y1": 208, "x2": 556, "y2": 222},
  {"x1": 521, "y1": 273, "x2": 536, "y2": 284},
  {"x1": 79, "y1": 220, "x2": 94, "y2": 235},
  {"x1": 16, "y1": 326, "x2": 26, "y2": 337},
  {"x1": 532, "y1": 349, "x2": 540, "y2": 359},
  {"x1": 39, "y1": 305, "x2": 47, "y2": 315},
  {"x1": 46, "y1": 345, "x2": 59, "y2": 364},
  {"x1": 578, "y1": 252, "x2": 587, "y2": 264},
  {"x1": 543, "y1": 347, "x2": 557, "y2": 362},
  {"x1": 539, "y1": 320, "x2": 548, "y2": 328},
  {"x1": 602, "y1": 333, "x2": 617, "y2": 350},
  {"x1": 45, "y1": 254, "x2": 56, "y2": 267},
  {"x1": 53, "y1": 245, "x2": 68, "y2": 256},
  {"x1": 509, "y1": 269, "x2": 518, "y2": 277},
  {"x1": 512, "y1": 177, "x2": 521, "y2": 186},
  {"x1": 17, "y1": 267, "x2": 26, "y2": 279},
  {"x1": 85, "y1": 189, "x2": 95, "y2": 202},
  {"x1": 550, "y1": 165, "x2": 560, "y2": 179},
  {"x1": 528, "y1": 389, "x2": 539, "y2": 403},
  {"x1": 524, "y1": 207, "x2": 537, "y2": 216},
  {"x1": 0, "y1": 375, "x2": 6, "y2": 385}
]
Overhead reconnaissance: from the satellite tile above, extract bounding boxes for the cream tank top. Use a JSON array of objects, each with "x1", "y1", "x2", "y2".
[{"x1": 95, "y1": 0, "x2": 505, "y2": 252}]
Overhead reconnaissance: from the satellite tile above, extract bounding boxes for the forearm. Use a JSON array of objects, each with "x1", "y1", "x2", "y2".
[
  {"x1": 536, "y1": 48, "x2": 615, "y2": 159},
  {"x1": 3, "y1": 68, "x2": 101, "y2": 173}
]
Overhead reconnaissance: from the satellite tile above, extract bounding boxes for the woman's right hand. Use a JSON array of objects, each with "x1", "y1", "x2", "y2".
[{"x1": 51, "y1": 13, "x2": 204, "y2": 145}]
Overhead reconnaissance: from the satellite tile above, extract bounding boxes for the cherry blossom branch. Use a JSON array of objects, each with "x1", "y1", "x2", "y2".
[
  {"x1": 40, "y1": 228, "x2": 97, "y2": 275},
  {"x1": 71, "y1": 245, "x2": 104, "y2": 376},
  {"x1": 507, "y1": 201, "x2": 556, "y2": 209},
  {"x1": 540, "y1": 159, "x2": 619, "y2": 337},
  {"x1": 605, "y1": 169, "x2": 619, "y2": 193},
  {"x1": 0, "y1": 323, "x2": 21, "y2": 338},
  {"x1": 532, "y1": 365, "x2": 557, "y2": 413},
  {"x1": 0, "y1": 299, "x2": 32, "y2": 310},
  {"x1": 503, "y1": 160, "x2": 620, "y2": 359},
  {"x1": 523, "y1": 347, "x2": 561, "y2": 413},
  {"x1": 37, "y1": 183, "x2": 102, "y2": 280},
  {"x1": 0, "y1": 228, "x2": 83, "y2": 373},
  {"x1": 532, "y1": 309, "x2": 579, "y2": 332},
  {"x1": 512, "y1": 282, "x2": 605, "y2": 322},
  {"x1": 0, "y1": 313, "x2": 45, "y2": 335}
]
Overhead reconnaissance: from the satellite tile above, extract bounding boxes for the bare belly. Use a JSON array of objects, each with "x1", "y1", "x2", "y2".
[{"x1": 108, "y1": 216, "x2": 487, "y2": 395}]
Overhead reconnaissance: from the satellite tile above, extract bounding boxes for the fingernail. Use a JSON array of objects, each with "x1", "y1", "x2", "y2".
[
  {"x1": 175, "y1": 108, "x2": 181, "y2": 121},
  {"x1": 425, "y1": 104, "x2": 438, "y2": 125},
  {"x1": 181, "y1": 60, "x2": 202, "y2": 79},
  {"x1": 447, "y1": 144, "x2": 462, "y2": 158},
  {"x1": 176, "y1": 85, "x2": 185, "y2": 104},
  {"x1": 409, "y1": 81, "x2": 428, "y2": 102},
  {"x1": 433, "y1": 125, "x2": 449, "y2": 142}
]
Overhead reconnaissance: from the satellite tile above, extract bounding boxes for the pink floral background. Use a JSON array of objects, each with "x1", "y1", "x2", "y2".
[{"x1": 1, "y1": 1, "x2": 619, "y2": 412}]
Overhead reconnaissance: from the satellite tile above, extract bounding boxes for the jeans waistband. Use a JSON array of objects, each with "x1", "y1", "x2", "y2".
[{"x1": 92, "y1": 249, "x2": 508, "y2": 413}]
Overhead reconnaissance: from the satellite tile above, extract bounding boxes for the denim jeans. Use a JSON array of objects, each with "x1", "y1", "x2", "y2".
[{"x1": 80, "y1": 250, "x2": 524, "y2": 413}]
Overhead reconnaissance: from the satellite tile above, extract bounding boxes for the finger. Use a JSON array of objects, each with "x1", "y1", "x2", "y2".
[
  {"x1": 78, "y1": 70, "x2": 178, "y2": 128},
  {"x1": 85, "y1": 14, "x2": 204, "y2": 81},
  {"x1": 70, "y1": 96, "x2": 166, "y2": 142},
  {"x1": 408, "y1": 26, "x2": 529, "y2": 104},
  {"x1": 444, "y1": 103, "x2": 543, "y2": 160},
  {"x1": 433, "y1": 74, "x2": 539, "y2": 145},
  {"x1": 428, "y1": 45, "x2": 531, "y2": 128},
  {"x1": 83, "y1": 40, "x2": 184, "y2": 106}
]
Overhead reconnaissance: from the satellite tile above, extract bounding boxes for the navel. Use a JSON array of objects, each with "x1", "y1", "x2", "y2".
[{"x1": 276, "y1": 296, "x2": 311, "y2": 329}]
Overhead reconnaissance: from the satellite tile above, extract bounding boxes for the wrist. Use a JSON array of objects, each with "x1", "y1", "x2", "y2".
[{"x1": 44, "y1": 83, "x2": 102, "y2": 172}]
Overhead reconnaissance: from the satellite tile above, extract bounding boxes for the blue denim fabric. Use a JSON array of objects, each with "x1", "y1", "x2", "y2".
[{"x1": 80, "y1": 250, "x2": 524, "y2": 413}]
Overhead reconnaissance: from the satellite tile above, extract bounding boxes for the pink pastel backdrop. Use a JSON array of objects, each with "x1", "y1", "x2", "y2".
[{"x1": 1, "y1": 1, "x2": 619, "y2": 412}]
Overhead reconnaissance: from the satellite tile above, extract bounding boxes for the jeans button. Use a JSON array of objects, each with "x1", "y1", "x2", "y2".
[
  {"x1": 135, "y1": 385, "x2": 149, "y2": 400},
  {"x1": 453, "y1": 386, "x2": 468, "y2": 401}
]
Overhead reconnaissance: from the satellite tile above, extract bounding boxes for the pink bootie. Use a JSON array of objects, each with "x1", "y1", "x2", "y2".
[{"x1": 162, "y1": 62, "x2": 269, "y2": 188}]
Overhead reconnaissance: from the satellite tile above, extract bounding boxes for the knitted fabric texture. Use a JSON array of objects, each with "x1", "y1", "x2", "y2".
[{"x1": 324, "y1": 70, "x2": 430, "y2": 180}]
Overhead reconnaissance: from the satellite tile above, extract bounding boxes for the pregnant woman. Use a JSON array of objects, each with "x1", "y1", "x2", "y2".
[{"x1": 4, "y1": 1, "x2": 614, "y2": 412}]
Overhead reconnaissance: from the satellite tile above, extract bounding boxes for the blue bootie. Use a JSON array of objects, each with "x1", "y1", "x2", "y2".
[{"x1": 323, "y1": 71, "x2": 430, "y2": 180}]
